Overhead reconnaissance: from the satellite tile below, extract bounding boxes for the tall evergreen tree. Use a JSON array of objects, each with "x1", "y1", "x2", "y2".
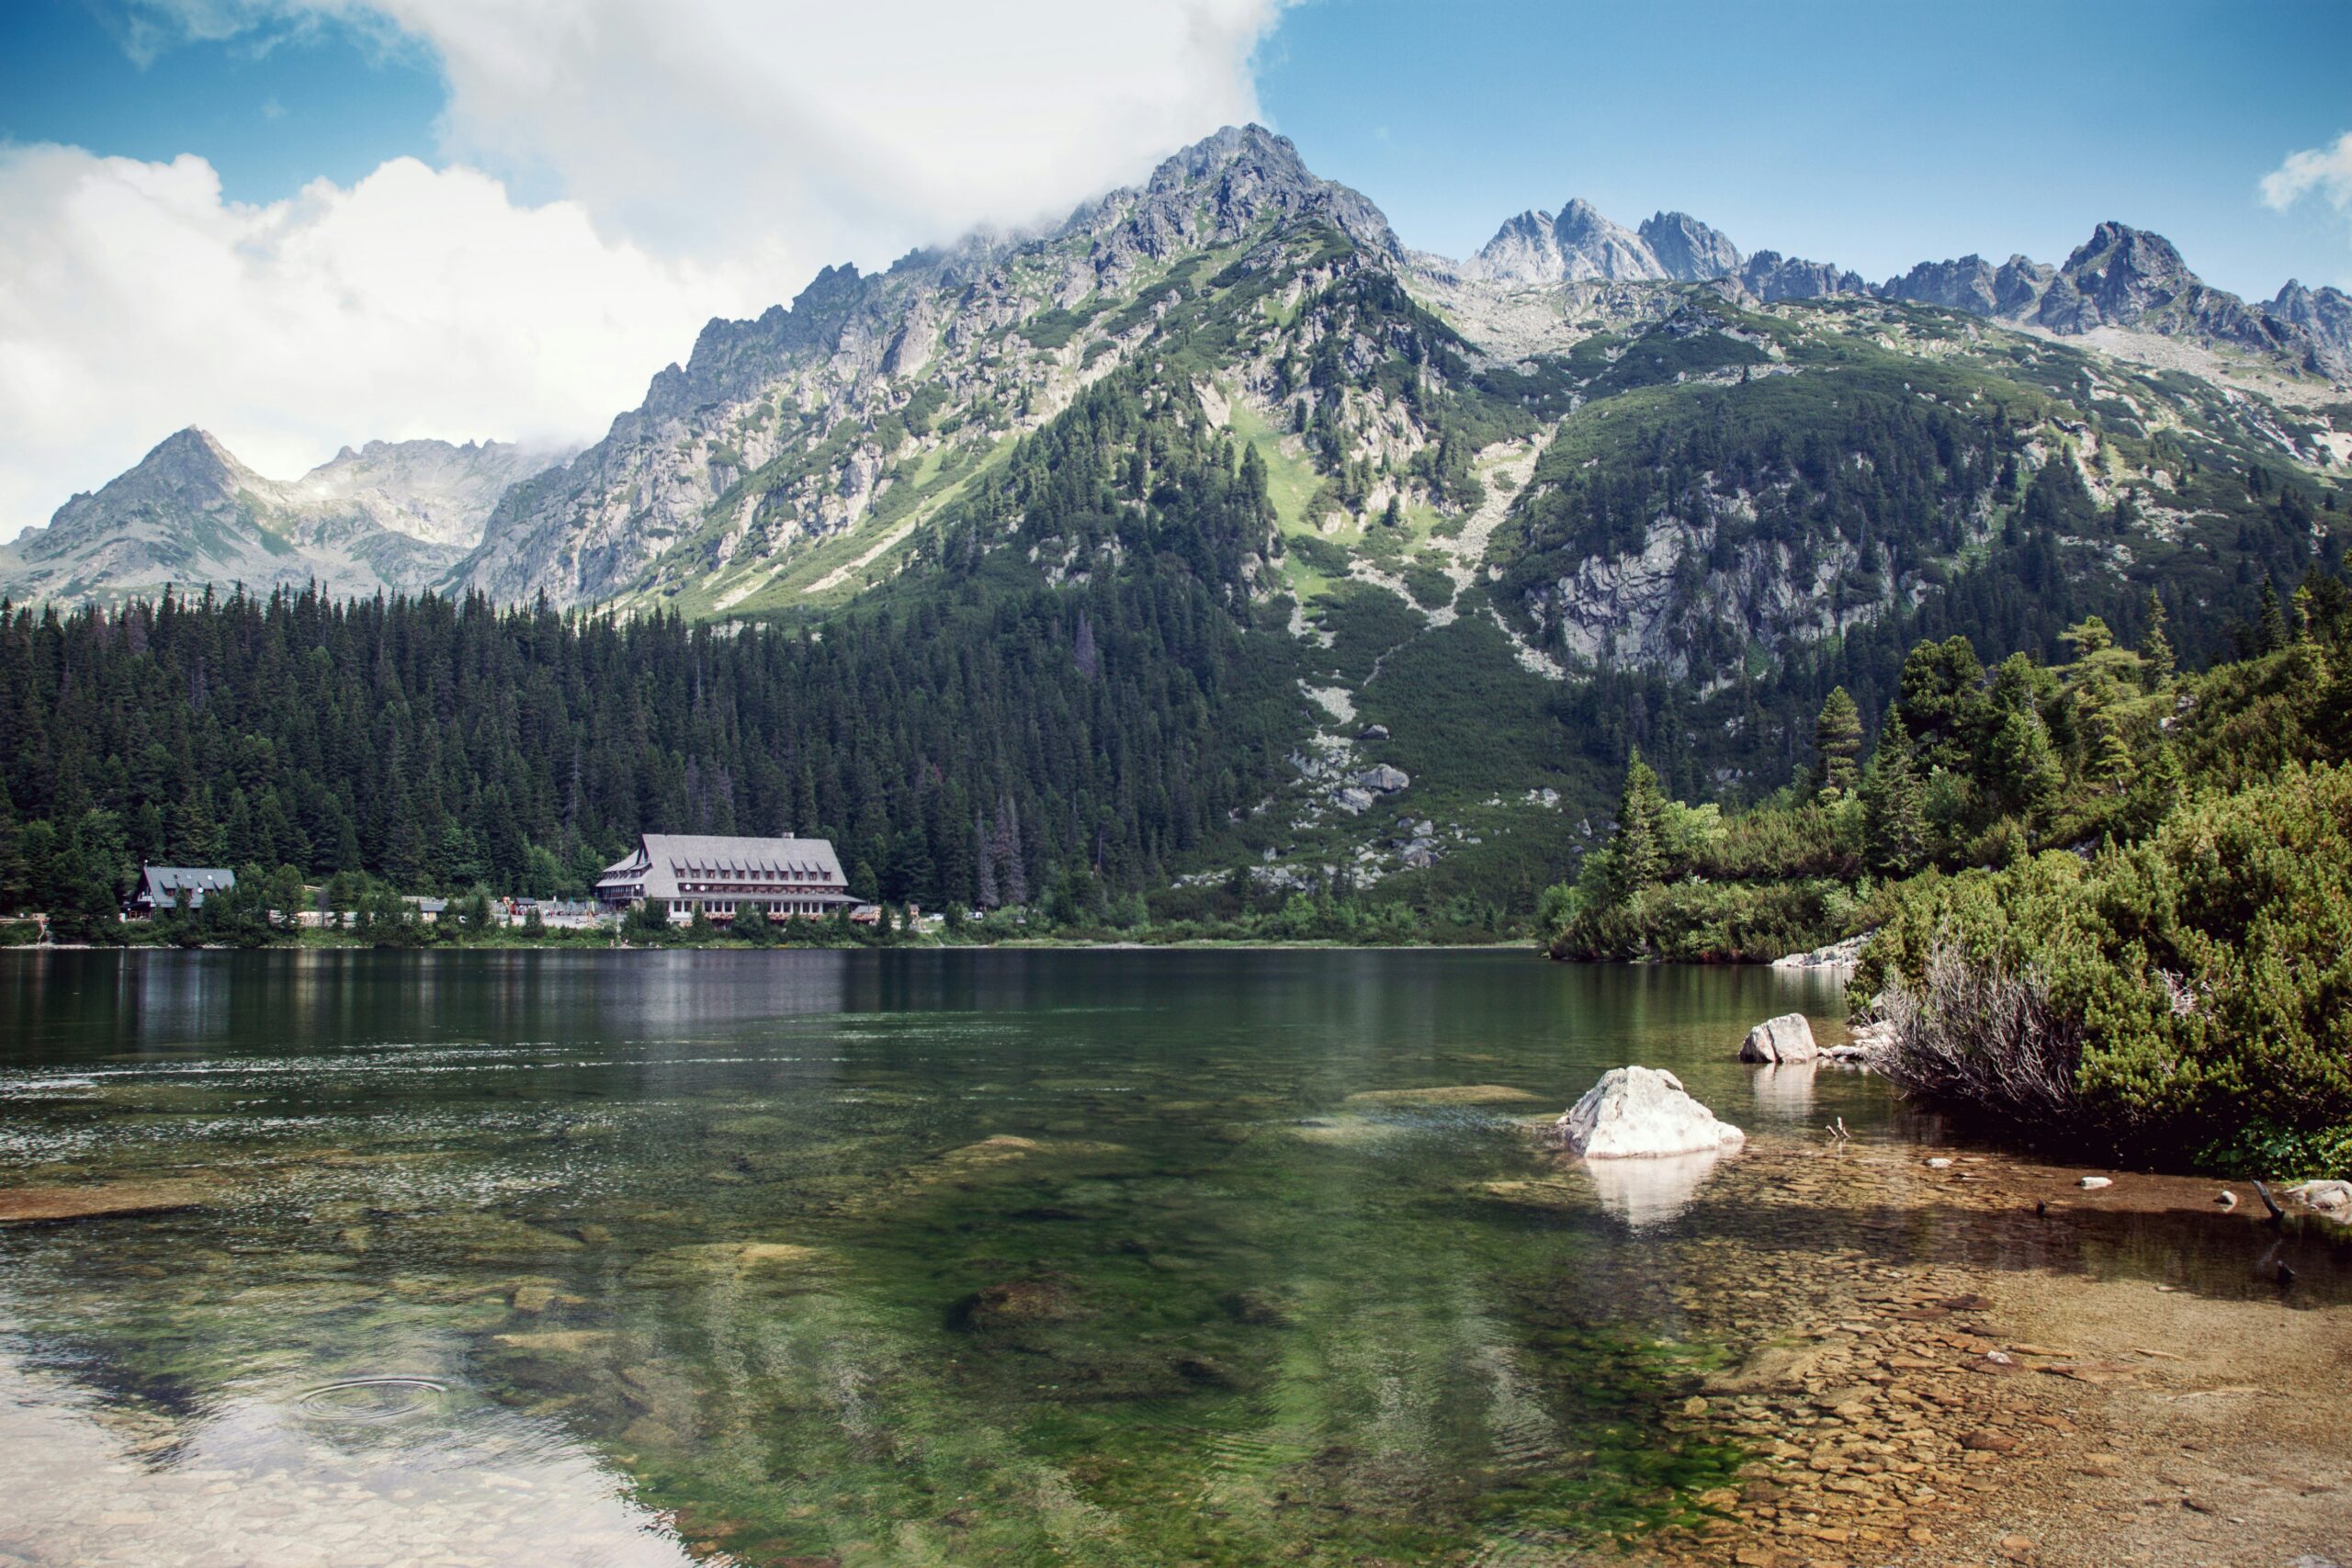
[
  {"x1": 1601, "y1": 750, "x2": 1667, "y2": 905},
  {"x1": 1813, "y1": 686, "x2": 1863, "y2": 798}
]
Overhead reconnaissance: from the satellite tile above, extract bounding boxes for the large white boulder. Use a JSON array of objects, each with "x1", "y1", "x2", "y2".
[
  {"x1": 1556, "y1": 1066, "x2": 1746, "y2": 1159},
  {"x1": 1738, "y1": 1013, "x2": 1818, "y2": 1063}
]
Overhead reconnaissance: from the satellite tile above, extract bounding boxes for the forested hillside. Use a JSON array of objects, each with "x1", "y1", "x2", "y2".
[{"x1": 0, "y1": 369, "x2": 1307, "y2": 934}]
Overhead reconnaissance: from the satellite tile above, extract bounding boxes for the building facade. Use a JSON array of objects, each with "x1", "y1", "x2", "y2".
[{"x1": 594, "y1": 835, "x2": 854, "y2": 923}]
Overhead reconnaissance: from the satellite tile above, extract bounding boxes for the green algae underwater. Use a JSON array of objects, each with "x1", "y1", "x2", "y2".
[{"x1": 0, "y1": 947, "x2": 1896, "y2": 1564}]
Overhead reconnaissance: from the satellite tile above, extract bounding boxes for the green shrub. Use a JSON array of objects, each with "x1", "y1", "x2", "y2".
[{"x1": 1858, "y1": 762, "x2": 2352, "y2": 1174}]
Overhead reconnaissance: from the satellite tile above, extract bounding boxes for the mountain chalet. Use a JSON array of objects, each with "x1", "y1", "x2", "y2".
[{"x1": 594, "y1": 835, "x2": 854, "y2": 924}]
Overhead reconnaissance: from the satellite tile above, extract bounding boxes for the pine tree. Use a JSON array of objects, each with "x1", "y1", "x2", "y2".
[
  {"x1": 1601, "y1": 750, "x2": 1667, "y2": 905},
  {"x1": 1860, "y1": 724, "x2": 1928, "y2": 875},
  {"x1": 1813, "y1": 686, "x2": 1863, "y2": 798},
  {"x1": 2139, "y1": 589, "x2": 2175, "y2": 691},
  {"x1": 2258, "y1": 579, "x2": 2290, "y2": 653}
]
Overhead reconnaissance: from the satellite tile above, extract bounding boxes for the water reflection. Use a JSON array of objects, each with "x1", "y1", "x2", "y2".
[
  {"x1": 1583, "y1": 1147, "x2": 1729, "y2": 1227},
  {"x1": 1747, "y1": 1060, "x2": 1817, "y2": 1120}
]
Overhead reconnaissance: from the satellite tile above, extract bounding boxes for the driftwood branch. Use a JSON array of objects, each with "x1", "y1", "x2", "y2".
[{"x1": 2252, "y1": 1179, "x2": 2285, "y2": 1224}]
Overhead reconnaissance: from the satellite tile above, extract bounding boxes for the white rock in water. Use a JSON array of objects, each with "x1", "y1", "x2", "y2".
[
  {"x1": 2286, "y1": 1179, "x2": 2352, "y2": 1214},
  {"x1": 2079, "y1": 1175, "x2": 2113, "y2": 1190},
  {"x1": 1738, "y1": 1013, "x2": 1818, "y2": 1064},
  {"x1": 1557, "y1": 1066, "x2": 1745, "y2": 1159},
  {"x1": 1926, "y1": 1157, "x2": 1953, "y2": 1169}
]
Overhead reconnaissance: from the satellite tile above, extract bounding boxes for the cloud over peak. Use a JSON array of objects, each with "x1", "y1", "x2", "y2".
[{"x1": 2, "y1": 0, "x2": 1291, "y2": 539}]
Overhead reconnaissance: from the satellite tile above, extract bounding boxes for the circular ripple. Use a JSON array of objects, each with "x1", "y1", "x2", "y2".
[{"x1": 295, "y1": 1376, "x2": 451, "y2": 1423}]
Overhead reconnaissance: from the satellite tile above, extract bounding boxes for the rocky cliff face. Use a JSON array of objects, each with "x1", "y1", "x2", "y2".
[
  {"x1": 450, "y1": 125, "x2": 1407, "y2": 610},
  {"x1": 0, "y1": 430, "x2": 556, "y2": 604},
  {"x1": 1734, "y1": 251, "x2": 1867, "y2": 303},
  {"x1": 1638, "y1": 211, "x2": 1743, "y2": 281},
  {"x1": 1876, "y1": 225, "x2": 2352, "y2": 379},
  {"x1": 1461, "y1": 199, "x2": 1739, "y2": 285}
]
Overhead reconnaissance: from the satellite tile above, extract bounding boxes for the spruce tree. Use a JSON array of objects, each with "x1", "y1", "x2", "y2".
[
  {"x1": 1601, "y1": 750, "x2": 1667, "y2": 905},
  {"x1": 2139, "y1": 589, "x2": 2175, "y2": 691},
  {"x1": 1813, "y1": 686, "x2": 1863, "y2": 798},
  {"x1": 1860, "y1": 725, "x2": 1928, "y2": 875},
  {"x1": 2258, "y1": 579, "x2": 2290, "y2": 653}
]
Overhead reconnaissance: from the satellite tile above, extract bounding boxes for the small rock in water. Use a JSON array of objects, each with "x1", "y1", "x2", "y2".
[
  {"x1": 2215, "y1": 1189, "x2": 2237, "y2": 1209},
  {"x1": 1737, "y1": 1013, "x2": 1817, "y2": 1064},
  {"x1": 2284, "y1": 1179, "x2": 2352, "y2": 1215},
  {"x1": 2079, "y1": 1176, "x2": 2113, "y2": 1190},
  {"x1": 1926, "y1": 1157, "x2": 1954, "y2": 1169},
  {"x1": 1555, "y1": 1066, "x2": 1744, "y2": 1159}
]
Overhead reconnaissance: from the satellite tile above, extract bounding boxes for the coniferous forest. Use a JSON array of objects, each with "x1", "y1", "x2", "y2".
[{"x1": 0, "y1": 367, "x2": 1328, "y2": 938}]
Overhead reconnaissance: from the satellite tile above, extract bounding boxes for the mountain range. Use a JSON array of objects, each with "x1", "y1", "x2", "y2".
[
  {"x1": 0, "y1": 431, "x2": 568, "y2": 604},
  {"x1": 9, "y1": 128, "x2": 2347, "y2": 621},
  {"x1": 1445, "y1": 192, "x2": 2352, "y2": 379},
  {"x1": 5, "y1": 124, "x2": 2346, "y2": 910}
]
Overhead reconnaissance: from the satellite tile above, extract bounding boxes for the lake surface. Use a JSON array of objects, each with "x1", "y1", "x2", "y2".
[{"x1": 0, "y1": 949, "x2": 2337, "y2": 1567}]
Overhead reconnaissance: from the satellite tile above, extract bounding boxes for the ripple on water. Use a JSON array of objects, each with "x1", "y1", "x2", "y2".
[{"x1": 294, "y1": 1375, "x2": 452, "y2": 1424}]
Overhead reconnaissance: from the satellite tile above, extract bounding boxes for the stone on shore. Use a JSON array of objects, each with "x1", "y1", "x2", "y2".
[
  {"x1": 1738, "y1": 1012, "x2": 1818, "y2": 1064},
  {"x1": 1769, "y1": 933, "x2": 1867, "y2": 970},
  {"x1": 2286, "y1": 1179, "x2": 2351, "y2": 1215},
  {"x1": 1555, "y1": 1066, "x2": 1745, "y2": 1159}
]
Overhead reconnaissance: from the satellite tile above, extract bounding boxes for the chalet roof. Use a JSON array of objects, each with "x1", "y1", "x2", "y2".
[
  {"x1": 596, "y1": 834, "x2": 847, "y2": 896},
  {"x1": 136, "y1": 865, "x2": 235, "y2": 906}
]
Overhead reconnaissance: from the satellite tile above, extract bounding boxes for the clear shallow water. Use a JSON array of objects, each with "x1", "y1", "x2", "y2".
[{"x1": 0, "y1": 949, "x2": 2339, "y2": 1567}]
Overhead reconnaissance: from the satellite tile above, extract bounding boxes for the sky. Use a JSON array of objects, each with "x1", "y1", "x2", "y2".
[{"x1": 3, "y1": 0, "x2": 2349, "y2": 543}]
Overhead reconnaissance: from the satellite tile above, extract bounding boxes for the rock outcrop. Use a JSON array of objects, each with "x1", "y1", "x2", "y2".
[
  {"x1": 1463, "y1": 200, "x2": 1739, "y2": 286},
  {"x1": 1738, "y1": 1013, "x2": 1819, "y2": 1064},
  {"x1": 1736, "y1": 251, "x2": 1867, "y2": 303},
  {"x1": 0, "y1": 428, "x2": 560, "y2": 605},
  {"x1": 1555, "y1": 1066, "x2": 1745, "y2": 1159}
]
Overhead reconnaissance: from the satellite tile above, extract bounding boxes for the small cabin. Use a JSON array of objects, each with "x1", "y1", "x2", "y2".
[{"x1": 124, "y1": 865, "x2": 235, "y2": 919}]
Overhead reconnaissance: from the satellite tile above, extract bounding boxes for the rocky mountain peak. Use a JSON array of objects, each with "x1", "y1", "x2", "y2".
[
  {"x1": 144, "y1": 427, "x2": 249, "y2": 484},
  {"x1": 1637, "y1": 211, "x2": 1742, "y2": 281},
  {"x1": 1090, "y1": 123, "x2": 1401, "y2": 262},
  {"x1": 1546, "y1": 199, "x2": 1662, "y2": 280},
  {"x1": 1461, "y1": 199, "x2": 1742, "y2": 286}
]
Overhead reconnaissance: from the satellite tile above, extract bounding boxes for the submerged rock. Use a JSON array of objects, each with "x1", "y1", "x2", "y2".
[
  {"x1": 0, "y1": 1181, "x2": 210, "y2": 1224},
  {"x1": 948, "y1": 1277, "x2": 1080, "y2": 1332},
  {"x1": 1555, "y1": 1066, "x2": 1745, "y2": 1159},
  {"x1": 1342, "y1": 1084, "x2": 1544, "y2": 1107},
  {"x1": 1738, "y1": 1012, "x2": 1818, "y2": 1063}
]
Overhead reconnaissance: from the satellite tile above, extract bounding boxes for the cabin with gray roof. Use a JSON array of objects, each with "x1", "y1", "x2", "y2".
[
  {"x1": 594, "y1": 834, "x2": 853, "y2": 923},
  {"x1": 125, "y1": 865, "x2": 235, "y2": 918}
]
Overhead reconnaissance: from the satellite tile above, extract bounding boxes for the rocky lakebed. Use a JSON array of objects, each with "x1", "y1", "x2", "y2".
[{"x1": 0, "y1": 948, "x2": 2345, "y2": 1568}]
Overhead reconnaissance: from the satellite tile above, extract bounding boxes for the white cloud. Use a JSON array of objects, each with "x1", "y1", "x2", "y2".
[
  {"x1": 0, "y1": 145, "x2": 777, "y2": 539},
  {"x1": 3, "y1": 1, "x2": 1290, "y2": 539},
  {"x1": 2260, "y1": 130, "x2": 2352, "y2": 216},
  {"x1": 363, "y1": 0, "x2": 1289, "y2": 260}
]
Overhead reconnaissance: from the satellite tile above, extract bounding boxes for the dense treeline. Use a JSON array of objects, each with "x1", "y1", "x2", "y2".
[{"x1": 0, "y1": 366, "x2": 1308, "y2": 937}]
